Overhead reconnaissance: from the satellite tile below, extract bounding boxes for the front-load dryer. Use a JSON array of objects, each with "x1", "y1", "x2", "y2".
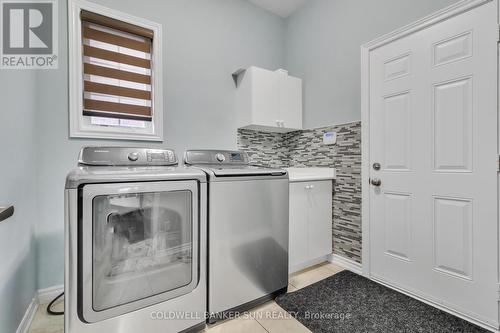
[{"x1": 65, "y1": 147, "x2": 207, "y2": 333}]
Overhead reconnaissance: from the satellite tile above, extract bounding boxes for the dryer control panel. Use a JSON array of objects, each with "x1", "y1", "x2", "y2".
[{"x1": 78, "y1": 147, "x2": 178, "y2": 166}]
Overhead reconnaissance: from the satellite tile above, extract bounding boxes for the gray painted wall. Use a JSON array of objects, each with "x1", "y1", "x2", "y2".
[
  {"x1": 285, "y1": 0, "x2": 460, "y2": 128},
  {"x1": 36, "y1": 0, "x2": 286, "y2": 289},
  {"x1": 0, "y1": 69, "x2": 38, "y2": 331}
]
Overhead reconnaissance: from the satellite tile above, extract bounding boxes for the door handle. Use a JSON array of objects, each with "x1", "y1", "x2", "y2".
[
  {"x1": 370, "y1": 178, "x2": 382, "y2": 187},
  {"x1": 0, "y1": 205, "x2": 14, "y2": 223}
]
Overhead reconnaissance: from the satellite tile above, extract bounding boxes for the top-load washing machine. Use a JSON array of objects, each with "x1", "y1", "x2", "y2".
[
  {"x1": 65, "y1": 147, "x2": 207, "y2": 333},
  {"x1": 184, "y1": 150, "x2": 289, "y2": 323}
]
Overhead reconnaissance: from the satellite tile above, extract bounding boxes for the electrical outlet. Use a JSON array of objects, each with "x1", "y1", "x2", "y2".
[{"x1": 323, "y1": 131, "x2": 337, "y2": 145}]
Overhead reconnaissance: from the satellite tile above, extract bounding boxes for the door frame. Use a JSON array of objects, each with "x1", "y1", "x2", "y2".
[{"x1": 360, "y1": 0, "x2": 498, "y2": 329}]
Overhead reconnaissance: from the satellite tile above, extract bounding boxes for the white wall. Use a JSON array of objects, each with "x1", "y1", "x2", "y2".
[
  {"x1": 35, "y1": 0, "x2": 286, "y2": 289},
  {"x1": 285, "y1": 0, "x2": 460, "y2": 128},
  {"x1": 0, "y1": 70, "x2": 38, "y2": 332}
]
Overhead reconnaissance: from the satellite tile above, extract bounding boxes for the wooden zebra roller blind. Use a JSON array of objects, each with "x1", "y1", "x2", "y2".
[{"x1": 81, "y1": 10, "x2": 154, "y2": 121}]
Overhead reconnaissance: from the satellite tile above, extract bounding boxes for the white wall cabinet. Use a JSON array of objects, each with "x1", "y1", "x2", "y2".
[
  {"x1": 289, "y1": 180, "x2": 332, "y2": 273},
  {"x1": 236, "y1": 66, "x2": 302, "y2": 133}
]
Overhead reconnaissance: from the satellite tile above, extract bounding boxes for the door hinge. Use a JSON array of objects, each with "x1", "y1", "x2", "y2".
[{"x1": 497, "y1": 156, "x2": 500, "y2": 172}]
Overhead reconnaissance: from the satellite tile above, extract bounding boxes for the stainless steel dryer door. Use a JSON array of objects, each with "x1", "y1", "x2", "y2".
[{"x1": 80, "y1": 181, "x2": 199, "y2": 323}]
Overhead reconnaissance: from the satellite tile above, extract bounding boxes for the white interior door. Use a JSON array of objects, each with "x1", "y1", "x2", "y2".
[{"x1": 368, "y1": 1, "x2": 498, "y2": 327}]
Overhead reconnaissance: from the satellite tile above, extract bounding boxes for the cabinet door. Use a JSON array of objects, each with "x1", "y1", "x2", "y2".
[
  {"x1": 250, "y1": 67, "x2": 280, "y2": 127},
  {"x1": 279, "y1": 74, "x2": 302, "y2": 130},
  {"x1": 307, "y1": 181, "x2": 333, "y2": 259},
  {"x1": 289, "y1": 183, "x2": 309, "y2": 269}
]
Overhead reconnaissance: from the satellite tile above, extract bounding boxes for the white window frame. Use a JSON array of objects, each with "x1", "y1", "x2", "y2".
[{"x1": 68, "y1": 0, "x2": 163, "y2": 141}]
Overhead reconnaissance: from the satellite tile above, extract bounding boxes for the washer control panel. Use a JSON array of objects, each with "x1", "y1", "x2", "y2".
[
  {"x1": 79, "y1": 147, "x2": 178, "y2": 166},
  {"x1": 184, "y1": 150, "x2": 249, "y2": 165}
]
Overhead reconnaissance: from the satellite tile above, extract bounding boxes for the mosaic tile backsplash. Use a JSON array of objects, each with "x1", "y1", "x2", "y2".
[{"x1": 237, "y1": 121, "x2": 362, "y2": 263}]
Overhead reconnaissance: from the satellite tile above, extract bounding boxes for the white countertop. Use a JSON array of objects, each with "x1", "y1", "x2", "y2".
[{"x1": 285, "y1": 167, "x2": 336, "y2": 182}]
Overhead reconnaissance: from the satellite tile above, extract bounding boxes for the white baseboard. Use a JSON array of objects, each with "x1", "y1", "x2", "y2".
[
  {"x1": 328, "y1": 253, "x2": 363, "y2": 274},
  {"x1": 37, "y1": 284, "x2": 64, "y2": 305},
  {"x1": 16, "y1": 285, "x2": 64, "y2": 333},
  {"x1": 16, "y1": 297, "x2": 38, "y2": 333}
]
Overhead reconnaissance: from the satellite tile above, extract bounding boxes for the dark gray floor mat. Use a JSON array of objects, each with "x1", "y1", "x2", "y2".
[{"x1": 276, "y1": 270, "x2": 488, "y2": 333}]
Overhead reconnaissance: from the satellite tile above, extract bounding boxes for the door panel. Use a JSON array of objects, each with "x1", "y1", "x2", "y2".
[
  {"x1": 279, "y1": 74, "x2": 302, "y2": 129},
  {"x1": 251, "y1": 67, "x2": 280, "y2": 127},
  {"x1": 383, "y1": 192, "x2": 412, "y2": 261},
  {"x1": 384, "y1": 53, "x2": 411, "y2": 81},
  {"x1": 370, "y1": 32, "x2": 419, "y2": 288},
  {"x1": 369, "y1": 1, "x2": 498, "y2": 326},
  {"x1": 433, "y1": 196, "x2": 473, "y2": 280},
  {"x1": 289, "y1": 183, "x2": 309, "y2": 268},
  {"x1": 433, "y1": 31, "x2": 473, "y2": 67},
  {"x1": 383, "y1": 92, "x2": 412, "y2": 171},
  {"x1": 308, "y1": 181, "x2": 333, "y2": 259},
  {"x1": 433, "y1": 77, "x2": 473, "y2": 172}
]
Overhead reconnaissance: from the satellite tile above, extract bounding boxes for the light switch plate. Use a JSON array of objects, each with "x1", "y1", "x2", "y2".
[{"x1": 323, "y1": 131, "x2": 337, "y2": 145}]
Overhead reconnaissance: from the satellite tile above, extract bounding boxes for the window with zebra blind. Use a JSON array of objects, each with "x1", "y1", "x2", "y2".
[{"x1": 69, "y1": 0, "x2": 163, "y2": 141}]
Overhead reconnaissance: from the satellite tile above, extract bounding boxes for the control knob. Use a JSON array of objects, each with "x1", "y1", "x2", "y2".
[
  {"x1": 215, "y1": 153, "x2": 225, "y2": 162},
  {"x1": 128, "y1": 152, "x2": 139, "y2": 162}
]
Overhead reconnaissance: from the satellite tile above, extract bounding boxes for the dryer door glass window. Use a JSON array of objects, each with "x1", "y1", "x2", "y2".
[{"x1": 92, "y1": 189, "x2": 195, "y2": 312}]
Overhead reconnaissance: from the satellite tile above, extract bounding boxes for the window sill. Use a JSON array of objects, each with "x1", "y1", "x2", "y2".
[{"x1": 70, "y1": 128, "x2": 163, "y2": 142}]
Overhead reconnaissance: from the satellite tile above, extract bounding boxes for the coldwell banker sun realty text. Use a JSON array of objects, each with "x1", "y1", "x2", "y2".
[{"x1": 1, "y1": 0, "x2": 58, "y2": 69}]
